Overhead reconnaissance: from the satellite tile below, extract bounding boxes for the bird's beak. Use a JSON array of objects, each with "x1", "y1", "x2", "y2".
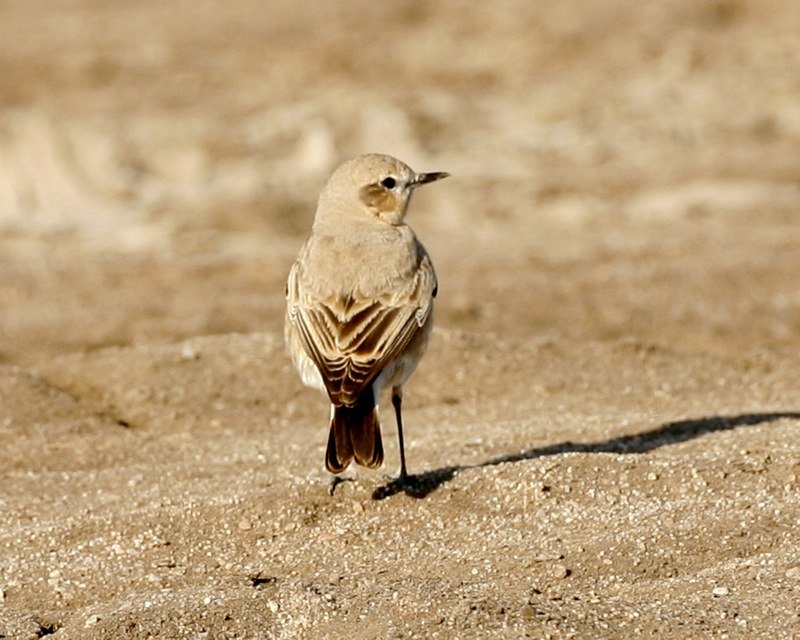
[{"x1": 413, "y1": 171, "x2": 450, "y2": 187}]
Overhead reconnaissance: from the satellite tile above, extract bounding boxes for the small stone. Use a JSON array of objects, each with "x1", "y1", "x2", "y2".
[
  {"x1": 550, "y1": 564, "x2": 570, "y2": 579},
  {"x1": 180, "y1": 343, "x2": 199, "y2": 360},
  {"x1": 48, "y1": 570, "x2": 61, "y2": 579},
  {"x1": 238, "y1": 518, "x2": 253, "y2": 531},
  {"x1": 268, "y1": 600, "x2": 279, "y2": 613},
  {"x1": 203, "y1": 596, "x2": 212, "y2": 605},
  {"x1": 0, "y1": 588, "x2": 5, "y2": 602},
  {"x1": 85, "y1": 615, "x2": 101, "y2": 627},
  {"x1": 522, "y1": 603, "x2": 538, "y2": 622},
  {"x1": 712, "y1": 586, "x2": 729, "y2": 597},
  {"x1": 646, "y1": 472, "x2": 658, "y2": 481}
]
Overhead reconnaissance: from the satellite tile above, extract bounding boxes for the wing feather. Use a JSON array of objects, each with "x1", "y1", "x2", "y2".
[{"x1": 286, "y1": 249, "x2": 436, "y2": 406}]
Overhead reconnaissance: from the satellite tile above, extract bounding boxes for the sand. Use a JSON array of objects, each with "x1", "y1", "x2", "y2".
[{"x1": 2, "y1": 1, "x2": 800, "y2": 638}]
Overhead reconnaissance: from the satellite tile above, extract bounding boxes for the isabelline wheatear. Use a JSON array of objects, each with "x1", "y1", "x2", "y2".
[{"x1": 284, "y1": 154, "x2": 448, "y2": 491}]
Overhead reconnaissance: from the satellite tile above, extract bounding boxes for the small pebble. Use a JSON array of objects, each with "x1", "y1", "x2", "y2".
[
  {"x1": 238, "y1": 518, "x2": 253, "y2": 531},
  {"x1": 85, "y1": 615, "x2": 101, "y2": 627},
  {"x1": 712, "y1": 586, "x2": 729, "y2": 597},
  {"x1": 180, "y1": 343, "x2": 199, "y2": 360},
  {"x1": 550, "y1": 564, "x2": 570, "y2": 579},
  {"x1": 268, "y1": 600, "x2": 279, "y2": 613}
]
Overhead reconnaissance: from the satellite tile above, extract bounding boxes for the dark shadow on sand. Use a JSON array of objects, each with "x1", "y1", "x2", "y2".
[{"x1": 372, "y1": 412, "x2": 800, "y2": 500}]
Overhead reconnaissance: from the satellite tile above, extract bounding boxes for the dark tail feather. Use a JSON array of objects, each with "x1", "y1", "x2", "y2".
[
  {"x1": 325, "y1": 415, "x2": 353, "y2": 474},
  {"x1": 350, "y1": 404, "x2": 383, "y2": 469},
  {"x1": 325, "y1": 391, "x2": 383, "y2": 473}
]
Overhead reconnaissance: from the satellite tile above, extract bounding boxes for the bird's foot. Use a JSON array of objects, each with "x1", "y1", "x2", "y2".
[
  {"x1": 328, "y1": 475, "x2": 355, "y2": 496},
  {"x1": 372, "y1": 472, "x2": 425, "y2": 500}
]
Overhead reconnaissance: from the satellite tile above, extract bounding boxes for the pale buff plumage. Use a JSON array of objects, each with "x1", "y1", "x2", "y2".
[{"x1": 285, "y1": 154, "x2": 448, "y2": 484}]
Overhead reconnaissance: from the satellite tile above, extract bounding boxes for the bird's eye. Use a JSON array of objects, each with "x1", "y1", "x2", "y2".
[{"x1": 380, "y1": 177, "x2": 396, "y2": 189}]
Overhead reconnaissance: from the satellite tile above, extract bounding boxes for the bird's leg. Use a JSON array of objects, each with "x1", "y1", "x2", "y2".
[
  {"x1": 370, "y1": 388, "x2": 427, "y2": 500},
  {"x1": 391, "y1": 387, "x2": 408, "y2": 481}
]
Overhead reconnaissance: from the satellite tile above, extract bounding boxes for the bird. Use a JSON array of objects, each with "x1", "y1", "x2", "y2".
[{"x1": 284, "y1": 153, "x2": 448, "y2": 491}]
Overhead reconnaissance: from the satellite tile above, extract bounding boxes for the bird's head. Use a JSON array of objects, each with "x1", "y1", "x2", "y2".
[{"x1": 315, "y1": 154, "x2": 449, "y2": 227}]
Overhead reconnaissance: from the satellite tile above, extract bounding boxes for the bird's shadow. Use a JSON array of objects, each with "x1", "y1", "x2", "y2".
[{"x1": 371, "y1": 412, "x2": 800, "y2": 500}]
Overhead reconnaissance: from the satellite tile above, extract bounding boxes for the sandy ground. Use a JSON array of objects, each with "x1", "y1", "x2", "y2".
[{"x1": 2, "y1": 1, "x2": 800, "y2": 638}]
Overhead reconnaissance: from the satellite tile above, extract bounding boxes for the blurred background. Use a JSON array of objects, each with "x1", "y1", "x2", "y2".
[{"x1": 1, "y1": 0, "x2": 799, "y2": 366}]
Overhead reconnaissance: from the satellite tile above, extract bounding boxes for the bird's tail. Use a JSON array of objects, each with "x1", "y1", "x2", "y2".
[{"x1": 325, "y1": 390, "x2": 383, "y2": 473}]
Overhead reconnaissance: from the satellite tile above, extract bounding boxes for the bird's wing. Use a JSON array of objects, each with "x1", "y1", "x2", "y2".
[{"x1": 286, "y1": 252, "x2": 436, "y2": 406}]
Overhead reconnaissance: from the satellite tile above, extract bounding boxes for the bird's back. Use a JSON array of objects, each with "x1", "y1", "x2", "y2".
[{"x1": 286, "y1": 224, "x2": 435, "y2": 406}]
